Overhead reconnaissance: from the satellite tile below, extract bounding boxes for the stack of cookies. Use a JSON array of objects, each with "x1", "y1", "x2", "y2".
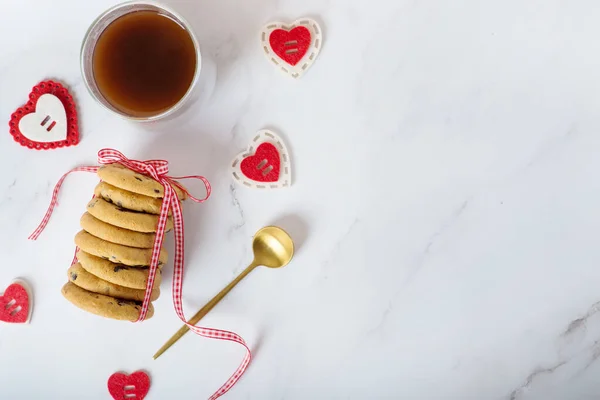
[{"x1": 61, "y1": 163, "x2": 185, "y2": 321}]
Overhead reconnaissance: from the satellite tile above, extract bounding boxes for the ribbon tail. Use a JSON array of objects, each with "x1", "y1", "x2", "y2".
[
  {"x1": 204, "y1": 331, "x2": 252, "y2": 400},
  {"x1": 28, "y1": 166, "x2": 99, "y2": 240},
  {"x1": 169, "y1": 195, "x2": 252, "y2": 399},
  {"x1": 167, "y1": 175, "x2": 212, "y2": 203}
]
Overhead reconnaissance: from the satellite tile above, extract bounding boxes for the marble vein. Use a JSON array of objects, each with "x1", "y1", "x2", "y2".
[
  {"x1": 405, "y1": 198, "x2": 471, "y2": 284},
  {"x1": 508, "y1": 361, "x2": 567, "y2": 400},
  {"x1": 364, "y1": 199, "x2": 472, "y2": 338},
  {"x1": 320, "y1": 217, "x2": 360, "y2": 273},
  {"x1": 523, "y1": 124, "x2": 579, "y2": 170},
  {"x1": 562, "y1": 301, "x2": 600, "y2": 338},
  {"x1": 507, "y1": 299, "x2": 600, "y2": 398},
  {"x1": 228, "y1": 183, "x2": 246, "y2": 234},
  {"x1": 580, "y1": 340, "x2": 600, "y2": 372}
]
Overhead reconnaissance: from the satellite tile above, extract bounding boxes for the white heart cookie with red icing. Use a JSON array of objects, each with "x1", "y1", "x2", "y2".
[
  {"x1": 260, "y1": 18, "x2": 323, "y2": 79},
  {"x1": 231, "y1": 130, "x2": 292, "y2": 189}
]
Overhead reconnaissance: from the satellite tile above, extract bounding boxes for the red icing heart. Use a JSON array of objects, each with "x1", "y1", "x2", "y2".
[
  {"x1": 8, "y1": 80, "x2": 79, "y2": 150},
  {"x1": 0, "y1": 283, "x2": 30, "y2": 324},
  {"x1": 240, "y1": 143, "x2": 281, "y2": 182},
  {"x1": 269, "y1": 26, "x2": 311, "y2": 66},
  {"x1": 108, "y1": 371, "x2": 150, "y2": 400}
]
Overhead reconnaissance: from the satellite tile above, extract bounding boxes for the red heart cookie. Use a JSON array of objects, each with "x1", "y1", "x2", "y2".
[
  {"x1": 269, "y1": 26, "x2": 311, "y2": 66},
  {"x1": 232, "y1": 130, "x2": 292, "y2": 189},
  {"x1": 8, "y1": 80, "x2": 79, "y2": 150},
  {"x1": 261, "y1": 18, "x2": 323, "y2": 79},
  {"x1": 240, "y1": 143, "x2": 281, "y2": 182},
  {"x1": 0, "y1": 281, "x2": 31, "y2": 324},
  {"x1": 108, "y1": 371, "x2": 150, "y2": 400}
]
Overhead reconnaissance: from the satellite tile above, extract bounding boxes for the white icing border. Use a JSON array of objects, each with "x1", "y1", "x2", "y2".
[
  {"x1": 231, "y1": 129, "x2": 292, "y2": 189},
  {"x1": 260, "y1": 18, "x2": 323, "y2": 79}
]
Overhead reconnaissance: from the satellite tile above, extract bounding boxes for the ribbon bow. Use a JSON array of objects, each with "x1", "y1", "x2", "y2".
[{"x1": 30, "y1": 149, "x2": 251, "y2": 399}]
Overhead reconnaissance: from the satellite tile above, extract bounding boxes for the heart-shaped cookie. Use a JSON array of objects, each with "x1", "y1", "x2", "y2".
[
  {"x1": 232, "y1": 130, "x2": 291, "y2": 189},
  {"x1": 108, "y1": 371, "x2": 150, "y2": 400},
  {"x1": 9, "y1": 80, "x2": 79, "y2": 150},
  {"x1": 0, "y1": 280, "x2": 32, "y2": 324},
  {"x1": 260, "y1": 18, "x2": 322, "y2": 79}
]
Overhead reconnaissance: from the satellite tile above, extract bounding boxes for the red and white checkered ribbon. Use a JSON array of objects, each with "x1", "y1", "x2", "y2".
[{"x1": 30, "y1": 149, "x2": 251, "y2": 399}]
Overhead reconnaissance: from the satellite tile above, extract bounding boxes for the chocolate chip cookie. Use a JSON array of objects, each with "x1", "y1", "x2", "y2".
[
  {"x1": 86, "y1": 197, "x2": 173, "y2": 233},
  {"x1": 68, "y1": 263, "x2": 159, "y2": 302},
  {"x1": 61, "y1": 282, "x2": 154, "y2": 321},
  {"x1": 80, "y1": 212, "x2": 156, "y2": 249},
  {"x1": 76, "y1": 250, "x2": 161, "y2": 290},
  {"x1": 74, "y1": 230, "x2": 168, "y2": 267},
  {"x1": 94, "y1": 181, "x2": 167, "y2": 215},
  {"x1": 97, "y1": 163, "x2": 186, "y2": 199}
]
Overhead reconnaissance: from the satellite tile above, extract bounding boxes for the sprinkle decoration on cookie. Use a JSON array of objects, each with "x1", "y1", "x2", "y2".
[
  {"x1": 261, "y1": 18, "x2": 322, "y2": 78},
  {"x1": 108, "y1": 371, "x2": 150, "y2": 400},
  {"x1": 29, "y1": 149, "x2": 250, "y2": 399},
  {"x1": 9, "y1": 80, "x2": 79, "y2": 150},
  {"x1": 0, "y1": 280, "x2": 32, "y2": 324},
  {"x1": 231, "y1": 129, "x2": 292, "y2": 189}
]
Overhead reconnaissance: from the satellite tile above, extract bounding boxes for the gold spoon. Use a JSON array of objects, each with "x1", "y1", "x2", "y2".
[{"x1": 153, "y1": 226, "x2": 294, "y2": 360}]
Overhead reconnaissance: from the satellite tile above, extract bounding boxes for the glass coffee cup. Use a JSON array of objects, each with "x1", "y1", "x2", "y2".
[{"x1": 81, "y1": 1, "x2": 214, "y2": 122}]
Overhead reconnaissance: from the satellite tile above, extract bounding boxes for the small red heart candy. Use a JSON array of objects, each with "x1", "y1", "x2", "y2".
[
  {"x1": 108, "y1": 371, "x2": 150, "y2": 400},
  {"x1": 269, "y1": 26, "x2": 312, "y2": 66},
  {"x1": 0, "y1": 283, "x2": 30, "y2": 324},
  {"x1": 240, "y1": 143, "x2": 281, "y2": 182}
]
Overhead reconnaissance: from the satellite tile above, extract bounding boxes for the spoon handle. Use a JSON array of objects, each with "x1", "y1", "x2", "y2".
[{"x1": 153, "y1": 261, "x2": 258, "y2": 360}]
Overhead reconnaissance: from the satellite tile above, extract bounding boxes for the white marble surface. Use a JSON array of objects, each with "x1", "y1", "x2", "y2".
[{"x1": 1, "y1": 0, "x2": 600, "y2": 399}]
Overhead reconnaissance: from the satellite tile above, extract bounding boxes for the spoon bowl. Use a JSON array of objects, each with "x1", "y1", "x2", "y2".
[{"x1": 253, "y1": 226, "x2": 294, "y2": 269}]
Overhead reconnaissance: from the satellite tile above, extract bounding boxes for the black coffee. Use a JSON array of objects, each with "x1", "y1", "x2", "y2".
[{"x1": 93, "y1": 11, "x2": 197, "y2": 117}]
